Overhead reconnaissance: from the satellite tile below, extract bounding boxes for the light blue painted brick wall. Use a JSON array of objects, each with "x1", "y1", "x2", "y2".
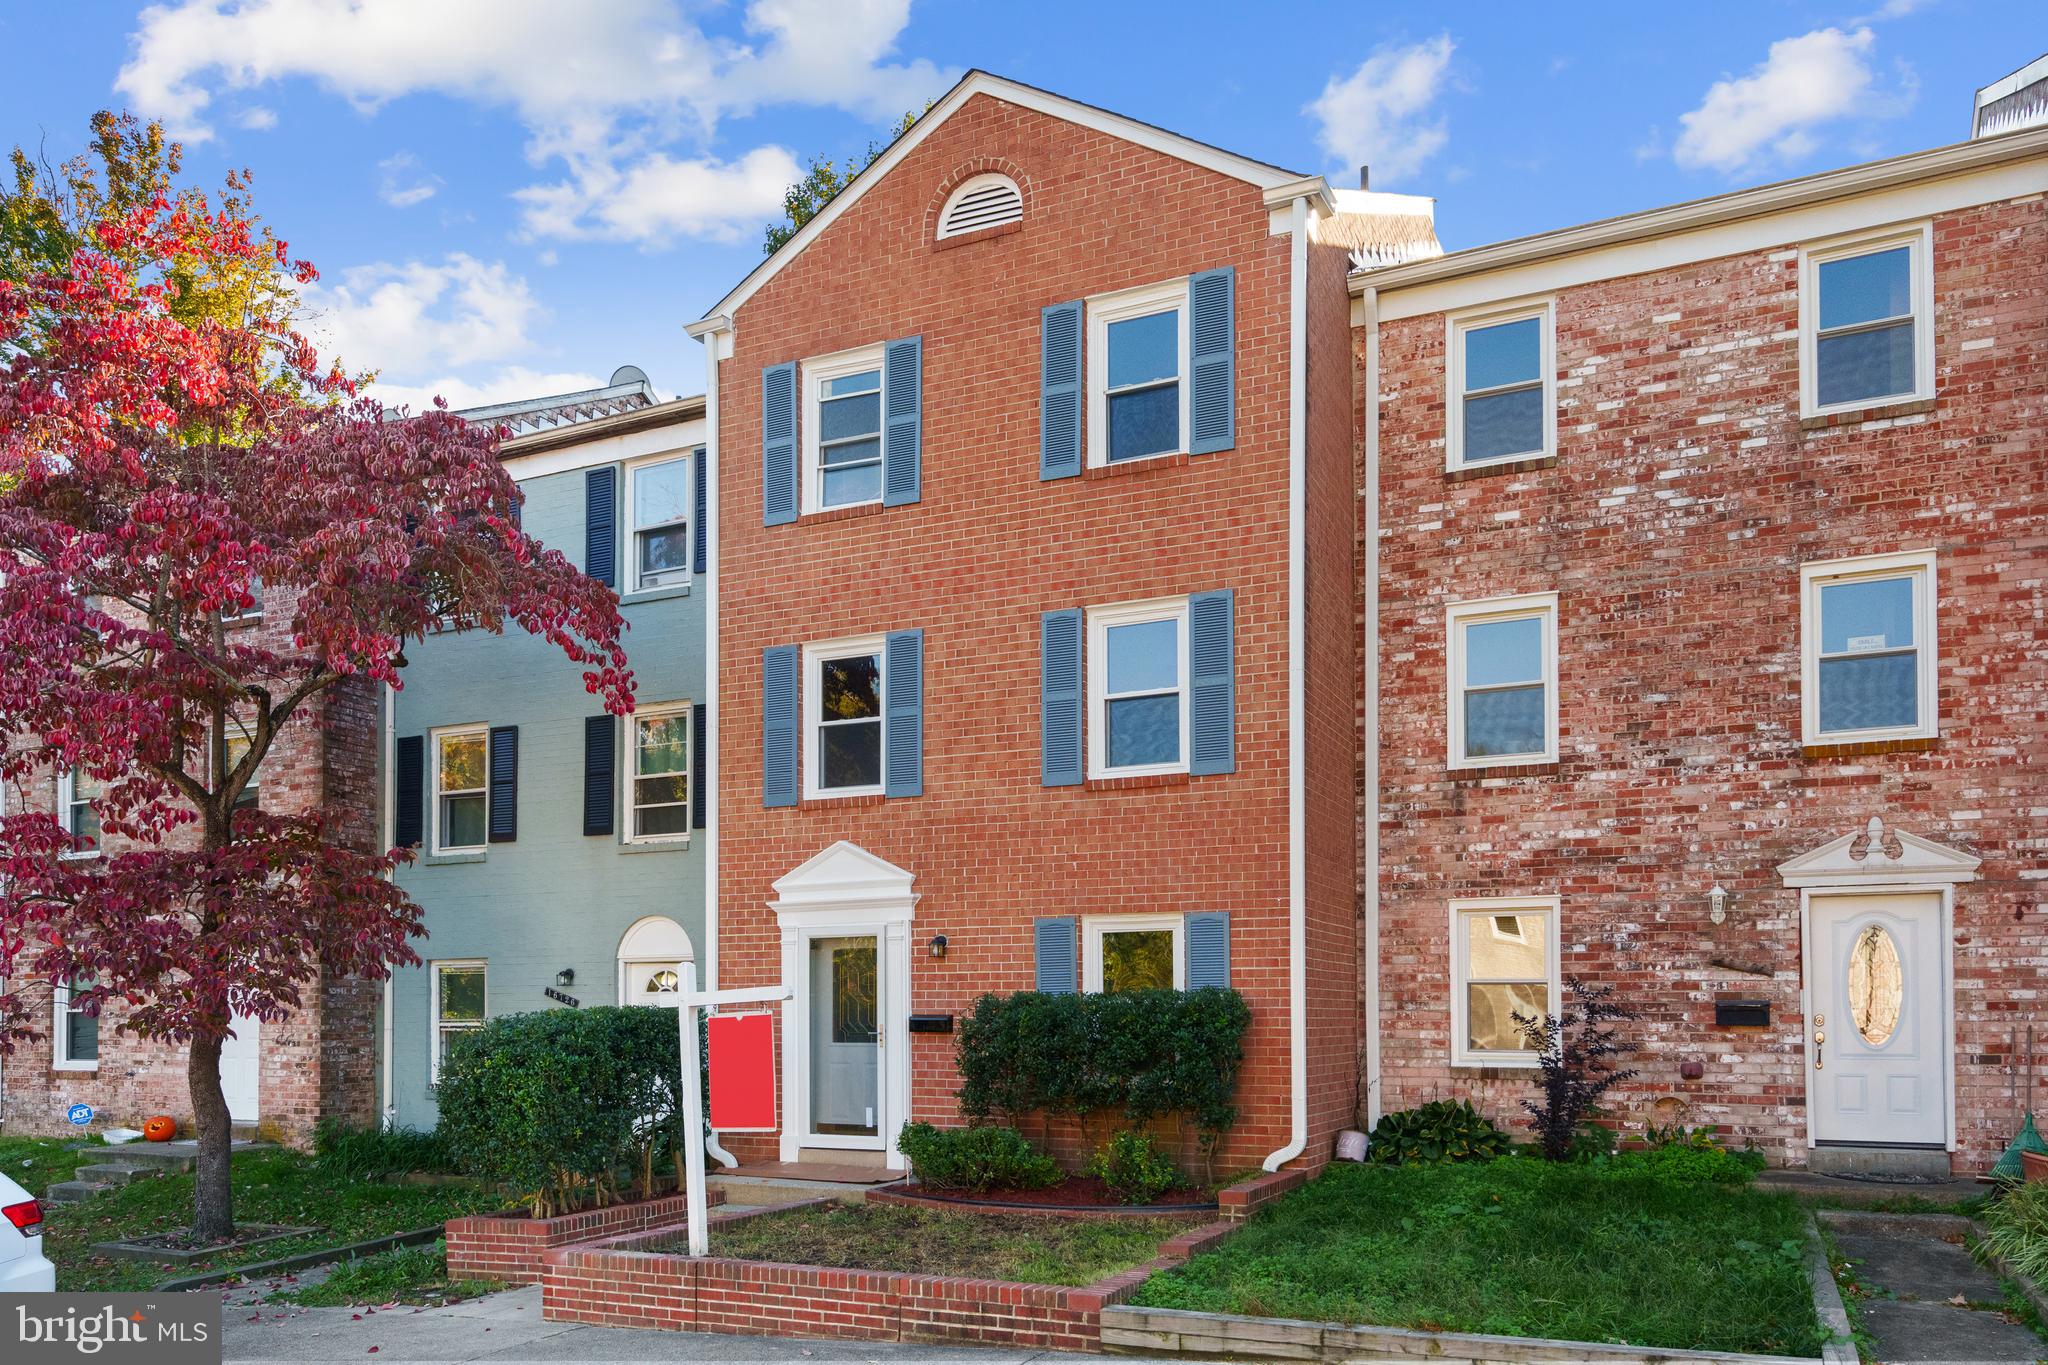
[{"x1": 386, "y1": 452, "x2": 705, "y2": 1128}]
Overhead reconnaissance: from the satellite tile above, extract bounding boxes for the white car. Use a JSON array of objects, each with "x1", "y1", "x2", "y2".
[{"x1": 0, "y1": 1170, "x2": 56, "y2": 1291}]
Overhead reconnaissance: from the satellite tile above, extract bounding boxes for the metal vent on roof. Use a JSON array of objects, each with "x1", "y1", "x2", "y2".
[{"x1": 937, "y1": 174, "x2": 1022, "y2": 239}]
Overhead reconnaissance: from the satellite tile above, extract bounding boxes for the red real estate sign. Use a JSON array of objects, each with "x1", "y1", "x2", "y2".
[{"x1": 707, "y1": 1011, "x2": 777, "y2": 1132}]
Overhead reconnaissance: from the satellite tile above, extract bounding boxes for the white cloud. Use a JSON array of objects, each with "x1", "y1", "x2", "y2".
[
  {"x1": 1673, "y1": 27, "x2": 1903, "y2": 174},
  {"x1": 377, "y1": 152, "x2": 442, "y2": 209},
  {"x1": 1306, "y1": 35, "x2": 1456, "y2": 186},
  {"x1": 301, "y1": 254, "x2": 546, "y2": 380},
  {"x1": 371, "y1": 367, "x2": 607, "y2": 415},
  {"x1": 234, "y1": 105, "x2": 276, "y2": 131},
  {"x1": 513, "y1": 145, "x2": 802, "y2": 245}
]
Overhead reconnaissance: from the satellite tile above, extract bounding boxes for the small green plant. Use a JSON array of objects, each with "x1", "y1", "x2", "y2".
[
  {"x1": 1628, "y1": 1122, "x2": 1764, "y2": 1184},
  {"x1": 1571, "y1": 1118, "x2": 1618, "y2": 1161},
  {"x1": 896, "y1": 1123, "x2": 1062, "y2": 1193},
  {"x1": 313, "y1": 1121, "x2": 454, "y2": 1179},
  {"x1": 1089, "y1": 1131, "x2": 1183, "y2": 1205},
  {"x1": 1986, "y1": 1180, "x2": 2048, "y2": 1285},
  {"x1": 1367, "y1": 1100, "x2": 1511, "y2": 1165}
]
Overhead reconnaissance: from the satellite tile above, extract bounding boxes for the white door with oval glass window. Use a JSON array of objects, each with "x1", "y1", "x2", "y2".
[{"x1": 1810, "y1": 892, "x2": 1946, "y2": 1146}]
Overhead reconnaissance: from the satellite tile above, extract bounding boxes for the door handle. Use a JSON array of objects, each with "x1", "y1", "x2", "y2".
[{"x1": 1813, "y1": 1014, "x2": 1824, "y2": 1071}]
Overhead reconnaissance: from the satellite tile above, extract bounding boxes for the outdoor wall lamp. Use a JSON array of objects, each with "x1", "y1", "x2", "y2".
[
  {"x1": 556, "y1": 968, "x2": 575, "y2": 988},
  {"x1": 928, "y1": 935, "x2": 948, "y2": 960},
  {"x1": 1708, "y1": 886, "x2": 1728, "y2": 926}
]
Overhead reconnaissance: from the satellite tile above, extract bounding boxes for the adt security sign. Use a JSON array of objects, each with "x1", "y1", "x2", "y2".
[{"x1": 66, "y1": 1103, "x2": 94, "y2": 1126}]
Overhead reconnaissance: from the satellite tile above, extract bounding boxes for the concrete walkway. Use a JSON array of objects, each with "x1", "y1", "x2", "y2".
[
  {"x1": 1820, "y1": 1210, "x2": 2047, "y2": 1364},
  {"x1": 223, "y1": 1284, "x2": 1082, "y2": 1363}
]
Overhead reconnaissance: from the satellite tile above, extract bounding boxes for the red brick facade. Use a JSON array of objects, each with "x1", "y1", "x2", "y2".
[{"x1": 1365, "y1": 189, "x2": 2048, "y2": 1170}]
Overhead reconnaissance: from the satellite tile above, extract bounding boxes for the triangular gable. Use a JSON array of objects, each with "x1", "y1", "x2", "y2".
[
  {"x1": 771, "y1": 839, "x2": 917, "y2": 910},
  {"x1": 693, "y1": 69, "x2": 1303, "y2": 328},
  {"x1": 1777, "y1": 816, "x2": 1981, "y2": 888}
]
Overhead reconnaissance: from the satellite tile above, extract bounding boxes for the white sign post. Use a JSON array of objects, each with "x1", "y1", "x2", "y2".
[{"x1": 677, "y1": 962, "x2": 791, "y2": 1256}]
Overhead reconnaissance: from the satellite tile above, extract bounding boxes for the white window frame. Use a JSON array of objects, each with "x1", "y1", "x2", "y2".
[
  {"x1": 1445, "y1": 297, "x2": 1556, "y2": 471},
  {"x1": 800, "y1": 343, "x2": 887, "y2": 516},
  {"x1": 56, "y1": 768, "x2": 100, "y2": 860},
  {"x1": 624, "y1": 452, "x2": 694, "y2": 595},
  {"x1": 430, "y1": 724, "x2": 489, "y2": 856},
  {"x1": 1449, "y1": 896, "x2": 1561, "y2": 1068},
  {"x1": 1798, "y1": 223, "x2": 1935, "y2": 420},
  {"x1": 430, "y1": 959, "x2": 487, "y2": 1083},
  {"x1": 802, "y1": 633, "x2": 888, "y2": 801},
  {"x1": 1445, "y1": 592, "x2": 1559, "y2": 770},
  {"x1": 1082, "y1": 913, "x2": 1185, "y2": 994},
  {"x1": 1799, "y1": 549, "x2": 1939, "y2": 745},
  {"x1": 1086, "y1": 279, "x2": 1190, "y2": 469},
  {"x1": 1087, "y1": 596, "x2": 1191, "y2": 780},
  {"x1": 51, "y1": 980, "x2": 99, "y2": 1072},
  {"x1": 624, "y1": 699, "x2": 692, "y2": 844}
]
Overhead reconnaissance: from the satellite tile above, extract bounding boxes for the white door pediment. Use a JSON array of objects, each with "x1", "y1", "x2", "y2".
[
  {"x1": 1778, "y1": 817, "x2": 1980, "y2": 889},
  {"x1": 771, "y1": 840, "x2": 918, "y2": 917}
]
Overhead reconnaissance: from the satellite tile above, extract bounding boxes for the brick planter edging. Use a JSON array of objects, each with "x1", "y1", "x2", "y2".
[
  {"x1": 447, "y1": 1189, "x2": 722, "y2": 1285},
  {"x1": 539, "y1": 1196, "x2": 1241, "y2": 1350},
  {"x1": 1217, "y1": 1167, "x2": 1308, "y2": 1220}
]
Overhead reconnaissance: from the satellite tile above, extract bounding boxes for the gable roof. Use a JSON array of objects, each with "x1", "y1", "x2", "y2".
[
  {"x1": 692, "y1": 70, "x2": 1304, "y2": 329},
  {"x1": 454, "y1": 365, "x2": 659, "y2": 436}
]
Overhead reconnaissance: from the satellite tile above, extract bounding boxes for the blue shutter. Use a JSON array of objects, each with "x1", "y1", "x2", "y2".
[
  {"x1": 1040, "y1": 609, "x2": 1084, "y2": 786},
  {"x1": 883, "y1": 336, "x2": 922, "y2": 507},
  {"x1": 1189, "y1": 589, "x2": 1235, "y2": 775},
  {"x1": 1034, "y1": 917, "x2": 1077, "y2": 994},
  {"x1": 487, "y1": 725, "x2": 518, "y2": 843},
  {"x1": 1040, "y1": 301, "x2": 1083, "y2": 480},
  {"x1": 585, "y1": 466, "x2": 617, "y2": 588},
  {"x1": 394, "y1": 735, "x2": 424, "y2": 848},
  {"x1": 1189, "y1": 267, "x2": 1235, "y2": 454},
  {"x1": 761, "y1": 363, "x2": 798, "y2": 526},
  {"x1": 692, "y1": 701, "x2": 708, "y2": 830},
  {"x1": 884, "y1": 629, "x2": 924, "y2": 797},
  {"x1": 583, "y1": 714, "x2": 616, "y2": 836},
  {"x1": 1185, "y1": 911, "x2": 1231, "y2": 989},
  {"x1": 762, "y1": 645, "x2": 800, "y2": 808},
  {"x1": 691, "y1": 445, "x2": 708, "y2": 574}
]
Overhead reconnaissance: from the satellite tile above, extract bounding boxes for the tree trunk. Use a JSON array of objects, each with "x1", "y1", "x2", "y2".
[{"x1": 187, "y1": 1031, "x2": 235, "y2": 1242}]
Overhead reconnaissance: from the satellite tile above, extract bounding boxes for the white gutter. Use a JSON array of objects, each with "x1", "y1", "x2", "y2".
[
  {"x1": 379, "y1": 680, "x2": 396, "y2": 1128},
  {"x1": 1262, "y1": 189, "x2": 1313, "y2": 1172},
  {"x1": 1360, "y1": 286, "x2": 1383, "y2": 1127},
  {"x1": 687, "y1": 314, "x2": 738, "y2": 1170}
]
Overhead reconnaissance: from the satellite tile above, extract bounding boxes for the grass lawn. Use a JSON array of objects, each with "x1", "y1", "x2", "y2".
[
  {"x1": 5, "y1": 1138, "x2": 508, "y2": 1294},
  {"x1": 0, "y1": 1134, "x2": 104, "y2": 1197},
  {"x1": 683, "y1": 1202, "x2": 1186, "y2": 1286},
  {"x1": 272, "y1": 1241, "x2": 506, "y2": 1308},
  {"x1": 1130, "y1": 1156, "x2": 1827, "y2": 1357}
]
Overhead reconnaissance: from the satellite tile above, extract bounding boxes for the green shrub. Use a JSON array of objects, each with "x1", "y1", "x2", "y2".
[
  {"x1": 1367, "y1": 1100, "x2": 1511, "y2": 1165},
  {"x1": 1986, "y1": 1180, "x2": 2048, "y2": 1285},
  {"x1": 1622, "y1": 1123, "x2": 1763, "y2": 1184},
  {"x1": 436, "y1": 1006, "x2": 686, "y2": 1216},
  {"x1": 896, "y1": 1122, "x2": 1062, "y2": 1193},
  {"x1": 954, "y1": 988, "x2": 1251, "y2": 1153},
  {"x1": 313, "y1": 1121, "x2": 453, "y2": 1179},
  {"x1": 1090, "y1": 1131, "x2": 1182, "y2": 1205}
]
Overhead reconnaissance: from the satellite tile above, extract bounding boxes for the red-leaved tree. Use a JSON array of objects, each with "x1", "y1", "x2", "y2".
[{"x1": 0, "y1": 120, "x2": 633, "y2": 1240}]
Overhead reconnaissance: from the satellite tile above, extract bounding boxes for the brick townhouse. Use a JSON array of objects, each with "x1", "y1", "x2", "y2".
[{"x1": 1357, "y1": 122, "x2": 2048, "y2": 1174}]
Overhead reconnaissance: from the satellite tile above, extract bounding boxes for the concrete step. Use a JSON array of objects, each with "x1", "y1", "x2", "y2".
[
  {"x1": 74, "y1": 1163, "x2": 166, "y2": 1186},
  {"x1": 707, "y1": 1174, "x2": 876, "y2": 1207},
  {"x1": 1806, "y1": 1145, "x2": 1955, "y2": 1180},
  {"x1": 45, "y1": 1179, "x2": 113, "y2": 1206},
  {"x1": 93, "y1": 1138, "x2": 271, "y2": 1173}
]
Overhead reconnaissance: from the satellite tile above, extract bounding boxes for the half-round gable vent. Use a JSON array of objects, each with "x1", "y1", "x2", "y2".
[{"x1": 937, "y1": 174, "x2": 1023, "y2": 239}]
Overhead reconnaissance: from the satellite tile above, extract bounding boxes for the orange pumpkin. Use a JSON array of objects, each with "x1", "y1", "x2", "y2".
[{"x1": 142, "y1": 1115, "x2": 176, "y2": 1142}]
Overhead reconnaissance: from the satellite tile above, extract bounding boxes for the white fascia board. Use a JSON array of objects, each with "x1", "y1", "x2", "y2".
[{"x1": 501, "y1": 416, "x2": 706, "y2": 482}]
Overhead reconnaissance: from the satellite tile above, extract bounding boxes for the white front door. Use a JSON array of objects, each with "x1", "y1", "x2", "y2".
[
  {"x1": 220, "y1": 1012, "x2": 260, "y2": 1125},
  {"x1": 1810, "y1": 892, "x2": 1946, "y2": 1146},
  {"x1": 806, "y1": 935, "x2": 882, "y2": 1146}
]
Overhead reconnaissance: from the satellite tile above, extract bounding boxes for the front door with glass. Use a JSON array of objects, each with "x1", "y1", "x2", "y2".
[
  {"x1": 1810, "y1": 892, "x2": 1947, "y2": 1146},
  {"x1": 807, "y1": 935, "x2": 881, "y2": 1143}
]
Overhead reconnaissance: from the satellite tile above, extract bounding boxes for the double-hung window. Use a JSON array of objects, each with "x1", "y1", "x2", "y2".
[
  {"x1": 804, "y1": 636, "x2": 886, "y2": 799},
  {"x1": 1451, "y1": 898, "x2": 1559, "y2": 1066},
  {"x1": 1087, "y1": 598, "x2": 1189, "y2": 778},
  {"x1": 628, "y1": 702, "x2": 691, "y2": 841},
  {"x1": 431, "y1": 961, "x2": 486, "y2": 1081},
  {"x1": 1083, "y1": 915, "x2": 1184, "y2": 993},
  {"x1": 1088, "y1": 280, "x2": 1188, "y2": 466},
  {"x1": 1446, "y1": 593, "x2": 1558, "y2": 768},
  {"x1": 225, "y1": 733, "x2": 260, "y2": 811},
  {"x1": 802, "y1": 346, "x2": 885, "y2": 513},
  {"x1": 58, "y1": 768, "x2": 100, "y2": 855},
  {"x1": 1447, "y1": 301, "x2": 1553, "y2": 469},
  {"x1": 52, "y1": 978, "x2": 99, "y2": 1070},
  {"x1": 1801, "y1": 226, "x2": 1933, "y2": 417},
  {"x1": 627, "y1": 455, "x2": 692, "y2": 592},
  {"x1": 432, "y1": 726, "x2": 488, "y2": 854},
  {"x1": 1801, "y1": 551, "x2": 1937, "y2": 744}
]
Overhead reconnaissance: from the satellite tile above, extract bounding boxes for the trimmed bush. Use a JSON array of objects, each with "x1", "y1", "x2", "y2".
[
  {"x1": 436, "y1": 1006, "x2": 685, "y2": 1216},
  {"x1": 896, "y1": 1122, "x2": 1061, "y2": 1193},
  {"x1": 954, "y1": 988, "x2": 1251, "y2": 1154},
  {"x1": 1090, "y1": 1130, "x2": 1182, "y2": 1205},
  {"x1": 1368, "y1": 1100, "x2": 1511, "y2": 1165},
  {"x1": 313, "y1": 1120, "x2": 453, "y2": 1179}
]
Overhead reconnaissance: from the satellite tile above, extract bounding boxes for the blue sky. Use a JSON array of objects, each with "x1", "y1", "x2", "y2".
[{"x1": 1, "y1": 1, "x2": 2036, "y2": 408}]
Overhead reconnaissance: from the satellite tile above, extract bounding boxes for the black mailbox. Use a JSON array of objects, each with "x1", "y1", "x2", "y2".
[
  {"x1": 1714, "y1": 999, "x2": 1770, "y2": 1028},
  {"x1": 908, "y1": 1014, "x2": 955, "y2": 1034}
]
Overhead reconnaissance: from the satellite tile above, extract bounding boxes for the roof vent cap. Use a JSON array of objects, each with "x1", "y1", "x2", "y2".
[{"x1": 937, "y1": 173, "x2": 1023, "y2": 240}]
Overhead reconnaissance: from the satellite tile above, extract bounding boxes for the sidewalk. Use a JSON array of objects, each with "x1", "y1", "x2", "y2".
[
  {"x1": 1821, "y1": 1210, "x2": 2047, "y2": 1364},
  {"x1": 223, "y1": 1283, "x2": 1084, "y2": 1363}
]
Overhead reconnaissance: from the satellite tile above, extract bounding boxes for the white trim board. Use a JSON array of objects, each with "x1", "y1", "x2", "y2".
[{"x1": 500, "y1": 419, "x2": 706, "y2": 483}]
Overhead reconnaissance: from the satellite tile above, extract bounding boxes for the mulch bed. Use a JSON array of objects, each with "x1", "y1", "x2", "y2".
[{"x1": 886, "y1": 1176, "x2": 1216, "y2": 1211}]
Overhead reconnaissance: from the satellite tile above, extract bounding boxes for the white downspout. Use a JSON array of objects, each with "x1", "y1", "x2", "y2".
[
  {"x1": 1262, "y1": 191, "x2": 1312, "y2": 1172},
  {"x1": 380, "y1": 680, "x2": 396, "y2": 1129},
  {"x1": 1361, "y1": 286, "x2": 1383, "y2": 1127},
  {"x1": 690, "y1": 316, "x2": 738, "y2": 1170}
]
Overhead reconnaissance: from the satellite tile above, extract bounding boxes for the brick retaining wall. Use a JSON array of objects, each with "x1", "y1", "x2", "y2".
[{"x1": 446, "y1": 1190, "x2": 719, "y2": 1284}]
